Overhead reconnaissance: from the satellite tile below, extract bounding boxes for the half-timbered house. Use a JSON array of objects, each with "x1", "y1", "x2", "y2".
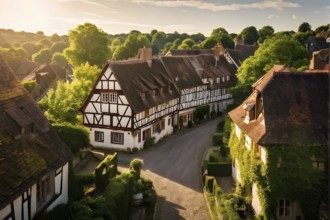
[
  {"x1": 0, "y1": 55, "x2": 71, "y2": 220},
  {"x1": 80, "y1": 58, "x2": 180, "y2": 151},
  {"x1": 161, "y1": 56, "x2": 209, "y2": 127},
  {"x1": 188, "y1": 54, "x2": 237, "y2": 113}
]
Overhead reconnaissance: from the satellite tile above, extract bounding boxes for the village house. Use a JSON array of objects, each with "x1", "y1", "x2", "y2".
[
  {"x1": 0, "y1": 54, "x2": 71, "y2": 220},
  {"x1": 80, "y1": 47, "x2": 238, "y2": 151},
  {"x1": 228, "y1": 65, "x2": 328, "y2": 219}
]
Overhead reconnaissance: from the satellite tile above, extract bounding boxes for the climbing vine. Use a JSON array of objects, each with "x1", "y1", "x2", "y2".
[{"x1": 228, "y1": 129, "x2": 327, "y2": 219}]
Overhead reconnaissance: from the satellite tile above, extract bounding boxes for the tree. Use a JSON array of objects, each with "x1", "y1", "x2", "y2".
[
  {"x1": 211, "y1": 27, "x2": 229, "y2": 35},
  {"x1": 258, "y1": 25, "x2": 275, "y2": 43},
  {"x1": 39, "y1": 63, "x2": 100, "y2": 124},
  {"x1": 240, "y1": 26, "x2": 259, "y2": 44},
  {"x1": 163, "y1": 42, "x2": 173, "y2": 54},
  {"x1": 182, "y1": 38, "x2": 196, "y2": 48},
  {"x1": 112, "y1": 33, "x2": 150, "y2": 60},
  {"x1": 234, "y1": 34, "x2": 309, "y2": 102},
  {"x1": 298, "y1": 22, "x2": 312, "y2": 33},
  {"x1": 190, "y1": 33, "x2": 206, "y2": 43},
  {"x1": 208, "y1": 27, "x2": 234, "y2": 49},
  {"x1": 315, "y1": 24, "x2": 330, "y2": 34},
  {"x1": 50, "y1": 41, "x2": 69, "y2": 54},
  {"x1": 178, "y1": 43, "x2": 190, "y2": 50},
  {"x1": 151, "y1": 31, "x2": 167, "y2": 52},
  {"x1": 51, "y1": 33, "x2": 61, "y2": 42},
  {"x1": 64, "y1": 23, "x2": 111, "y2": 67},
  {"x1": 32, "y1": 48, "x2": 52, "y2": 65},
  {"x1": 170, "y1": 38, "x2": 182, "y2": 49},
  {"x1": 52, "y1": 52, "x2": 68, "y2": 68},
  {"x1": 22, "y1": 42, "x2": 43, "y2": 59},
  {"x1": 0, "y1": 47, "x2": 27, "y2": 71},
  {"x1": 39, "y1": 38, "x2": 52, "y2": 48},
  {"x1": 201, "y1": 37, "x2": 218, "y2": 49},
  {"x1": 292, "y1": 31, "x2": 314, "y2": 46}
]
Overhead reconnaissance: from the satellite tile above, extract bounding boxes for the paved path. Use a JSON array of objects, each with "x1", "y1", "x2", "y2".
[
  {"x1": 76, "y1": 118, "x2": 221, "y2": 220},
  {"x1": 123, "y1": 118, "x2": 220, "y2": 220}
]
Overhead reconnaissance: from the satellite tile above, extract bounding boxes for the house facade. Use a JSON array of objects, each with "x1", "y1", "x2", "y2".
[
  {"x1": 80, "y1": 57, "x2": 180, "y2": 151},
  {"x1": 228, "y1": 65, "x2": 328, "y2": 219},
  {"x1": 0, "y1": 55, "x2": 71, "y2": 220},
  {"x1": 81, "y1": 48, "x2": 239, "y2": 150}
]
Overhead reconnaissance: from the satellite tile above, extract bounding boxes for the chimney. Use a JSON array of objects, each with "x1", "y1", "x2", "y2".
[
  {"x1": 214, "y1": 43, "x2": 221, "y2": 66},
  {"x1": 139, "y1": 47, "x2": 152, "y2": 61}
]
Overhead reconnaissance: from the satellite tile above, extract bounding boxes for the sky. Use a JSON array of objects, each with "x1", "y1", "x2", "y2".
[{"x1": 0, "y1": 0, "x2": 329, "y2": 36}]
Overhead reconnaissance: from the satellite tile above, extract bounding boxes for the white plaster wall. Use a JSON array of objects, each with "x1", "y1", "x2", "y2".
[
  {"x1": 245, "y1": 135, "x2": 252, "y2": 150},
  {"x1": 232, "y1": 159, "x2": 242, "y2": 183},
  {"x1": 260, "y1": 147, "x2": 267, "y2": 164},
  {"x1": 47, "y1": 163, "x2": 69, "y2": 211},
  {"x1": 235, "y1": 124, "x2": 241, "y2": 139},
  {"x1": 252, "y1": 183, "x2": 263, "y2": 215}
]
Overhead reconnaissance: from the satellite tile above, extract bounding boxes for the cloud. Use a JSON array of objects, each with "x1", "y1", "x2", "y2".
[
  {"x1": 291, "y1": 14, "x2": 297, "y2": 20},
  {"x1": 57, "y1": 0, "x2": 109, "y2": 8},
  {"x1": 267, "y1": 14, "x2": 279, "y2": 19},
  {"x1": 131, "y1": 0, "x2": 299, "y2": 11}
]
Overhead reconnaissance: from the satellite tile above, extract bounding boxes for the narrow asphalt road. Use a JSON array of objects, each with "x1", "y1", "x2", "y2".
[{"x1": 120, "y1": 118, "x2": 220, "y2": 220}]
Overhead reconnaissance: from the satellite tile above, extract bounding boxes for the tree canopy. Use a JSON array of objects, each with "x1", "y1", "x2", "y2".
[
  {"x1": 240, "y1": 26, "x2": 259, "y2": 45},
  {"x1": 298, "y1": 22, "x2": 312, "y2": 33},
  {"x1": 64, "y1": 23, "x2": 111, "y2": 67},
  {"x1": 258, "y1": 26, "x2": 275, "y2": 43},
  {"x1": 232, "y1": 34, "x2": 309, "y2": 103}
]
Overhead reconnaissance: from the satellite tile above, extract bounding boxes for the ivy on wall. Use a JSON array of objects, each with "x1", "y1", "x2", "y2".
[{"x1": 228, "y1": 128, "x2": 327, "y2": 219}]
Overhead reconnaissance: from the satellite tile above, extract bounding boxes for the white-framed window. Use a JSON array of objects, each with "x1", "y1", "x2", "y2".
[
  {"x1": 95, "y1": 131, "x2": 104, "y2": 142},
  {"x1": 37, "y1": 175, "x2": 54, "y2": 208},
  {"x1": 216, "y1": 77, "x2": 220, "y2": 83},
  {"x1": 101, "y1": 92, "x2": 109, "y2": 102},
  {"x1": 109, "y1": 92, "x2": 117, "y2": 103},
  {"x1": 111, "y1": 132, "x2": 124, "y2": 144},
  {"x1": 278, "y1": 199, "x2": 291, "y2": 218},
  {"x1": 226, "y1": 75, "x2": 230, "y2": 81}
]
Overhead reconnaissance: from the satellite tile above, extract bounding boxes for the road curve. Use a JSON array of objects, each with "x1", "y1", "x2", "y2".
[{"x1": 136, "y1": 118, "x2": 220, "y2": 220}]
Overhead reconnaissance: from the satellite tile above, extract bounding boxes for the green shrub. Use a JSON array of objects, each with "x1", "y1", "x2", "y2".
[
  {"x1": 210, "y1": 111, "x2": 217, "y2": 119},
  {"x1": 130, "y1": 159, "x2": 143, "y2": 179},
  {"x1": 95, "y1": 153, "x2": 118, "y2": 193},
  {"x1": 22, "y1": 80, "x2": 36, "y2": 92},
  {"x1": 188, "y1": 120, "x2": 193, "y2": 128},
  {"x1": 34, "y1": 204, "x2": 69, "y2": 220},
  {"x1": 143, "y1": 137, "x2": 155, "y2": 149},
  {"x1": 212, "y1": 133, "x2": 223, "y2": 146},
  {"x1": 223, "y1": 198, "x2": 241, "y2": 220},
  {"x1": 52, "y1": 123, "x2": 90, "y2": 154},
  {"x1": 217, "y1": 120, "x2": 225, "y2": 132},
  {"x1": 220, "y1": 145, "x2": 228, "y2": 158},
  {"x1": 76, "y1": 173, "x2": 96, "y2": 185},
  {"x1": 173, "y1": 125, "x2": 179, "y2": 133},
  {"x1": 193, "y1": 105, "x2": 210, "y2": 122}
]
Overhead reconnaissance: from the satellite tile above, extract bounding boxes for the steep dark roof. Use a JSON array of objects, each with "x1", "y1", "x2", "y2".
[
  {"x1": 188, "y1": 54, "x2": 238, "y2": 89},
  {"x1": 108, "y1": 59, "x2": 180, "y2": 114},
  {"x1": 225, "y1": 49, "x2": 243, "y2": 67},
  {"x1": 234, "y1": 44, "x2": 258, "y2": 61},
  {"x1": 0, "y1": 55, "x2": 71, "y2": 209},
  {"x1": 15, "y1": 60, "x2": 37, "y2": 80},
  {"x1": 229, "y1": 68, "x2": 329, "y2": 146},
  {"x1": 161, "y1": 56, "x2": 204, "y2": 90},
  {"x1": 169, "y1": 49, "x2": 214, "y2": 56},
  {"x1": 306, "y1": 37, "x2": 329, "y2": 51}
]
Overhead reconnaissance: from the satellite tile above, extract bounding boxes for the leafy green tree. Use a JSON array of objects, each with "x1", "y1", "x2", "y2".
[
  {"x1": 50, "y1": 33, "x2": 61, "y2": 42},
  {"x1": 315, "y1": 24, "x2": 330, "y2": 34},
  {"x1": 178, "y1": 43, "x2": 190, "y2": 50},
  {"x1": 298, "y1": 22, "x2": 312, "y2": 33},
  {"x1": 39, "y1": 38, "x2": 52, "y2": 48},
  {"x1": 240, "y1": 26, "x2": 259, "y2": 44},
  {"x1": 51, "y1": 52, "x2": 68, "y2": 68},
  {"x1": 258, "y1": 25, "x2": 275, "y2": 43},
  {"x1": 211, "y1": 27, "x2": 229, "y2": 35},
  {"x1": 32, "y1": 48, "x2": 52, "y2": 65},
  {"x1": 170, "y1": 38, "x2": 182, "y2": 49},
  {"x1": 50, "y1": 41, "x2": 69, "y2": 54},
  {"x1": 167, "y1": 31, "x2": 181, "y2": 42},
  {"x1": 112, "y1": 33, "x2": 150, "y2": 60},
  {"x1": 0, "y1": 47, "x2": 27, "y2": 71},
  {"x1": 190, "y1": 32, "x2": 206, "y2": 43},
  {"x1": 111, "y1": 37, "x2": 125, "y2": 47},
  {"x1": 233, "y1": 34, "x2": 309, "y2": 102},
  {"x1": 201, "y1": 36, "x2": 218, "y2": 49},
  {"x1": 22, "y1": 42, "x2": 42, "y2": 59},
  {"x1": 64, "y1": 23, "x2": 111, "y2": 67},
  {"x1": 151, "y1": 31, "x2": 167, "y2": 51},
  {"x1": 163, "y1": 42, "x2": 173, "y2": 54},
  {"x1": 292, "y1": 31, "x2": 314, "y2": 46},
  {"x1": 182, "y1": 38, "x2": 196, "y2": 48},
  {"x1": 40, "y1": 63, "x2": 100, "y2": 124}
]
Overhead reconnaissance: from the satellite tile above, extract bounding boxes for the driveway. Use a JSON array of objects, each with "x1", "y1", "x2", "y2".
[
  {"x1": 120, "y1": 118, "x2": 220, "y2": 220},
  {"x1": 75, "y1": 118, "x2": 220, "y2": 220}
]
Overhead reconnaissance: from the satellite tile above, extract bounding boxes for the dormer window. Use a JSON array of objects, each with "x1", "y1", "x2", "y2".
[
  {"x1": 141, "y1": 92, "x2": 146, "y2": 100},
  {"x1": 222, "y1": 77, "x2": 225, "y2": 82},
  {"x1": 216, "y1": 77, "x2": 220, "y2": 83},
  {"x1": 22, "y1": 123, "x2": 33, "y2": 136}
]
